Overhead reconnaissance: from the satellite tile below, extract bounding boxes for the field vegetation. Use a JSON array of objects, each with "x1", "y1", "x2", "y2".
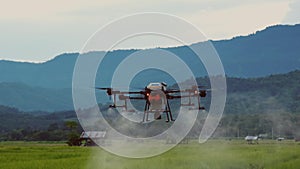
[{"x1": 1, "y1": 140, "x2": 300, "y2": 169}]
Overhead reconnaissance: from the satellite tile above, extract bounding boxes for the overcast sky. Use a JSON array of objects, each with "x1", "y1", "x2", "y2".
[{"x1": 0, "y1": 0, "x2": 299, "y2": 62}]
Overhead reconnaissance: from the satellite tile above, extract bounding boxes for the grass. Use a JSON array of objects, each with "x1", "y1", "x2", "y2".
[
  {"x1": 0, "y1": 141, "x2": 90, "y2": 169},
  {"x1": 0, "y1": 140, "x2": 299, "y2": 169}
]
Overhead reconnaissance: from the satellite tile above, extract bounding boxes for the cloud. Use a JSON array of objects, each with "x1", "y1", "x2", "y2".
[
  {"x1": 283, "y1": 0, "x2": 300, "y2": 23},
  {"x1": 0, "y1": 0, "x2": 115, "y2": 21},
  {"x1": 183, "y1": 0, "x2": 290, "y2": 39},
  {"x1": 0, "y1": 0, "x2": 294, "y2": 61}
]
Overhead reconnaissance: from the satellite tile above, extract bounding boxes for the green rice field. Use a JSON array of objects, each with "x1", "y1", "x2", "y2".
[{"x1": 0, "y1": 140, "x2": 300, "y2": 169}]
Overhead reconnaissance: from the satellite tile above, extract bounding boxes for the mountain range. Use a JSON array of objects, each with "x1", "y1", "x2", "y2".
[
  {"x1": 0, "y1": 70, "x2": 299, "y2": 140},
  {"x1": 0, "y1": 24, "x2": 299, "y2": 111}
]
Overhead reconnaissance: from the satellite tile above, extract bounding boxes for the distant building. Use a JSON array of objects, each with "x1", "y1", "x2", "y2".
[
  {"x1": 258, "y1": 134, "x2": 268, "y2": 139},
  {"x1": 245, "y1": 136, "x2": 258, "y2": 144},
  {"x1": 79, "y1": 131, "x2": 106, "y2": 146},
  {"x1": 277, "y1": 137, "x2": 285, "y2": 141}
]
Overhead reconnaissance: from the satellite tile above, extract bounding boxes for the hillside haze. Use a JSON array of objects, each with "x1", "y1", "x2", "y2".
[{"x1": 0, "y1": 24, "x2": 299, "y2": 111}]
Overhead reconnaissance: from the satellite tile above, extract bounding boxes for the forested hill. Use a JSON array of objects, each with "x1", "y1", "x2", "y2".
[
  {"x1": 0, "y1": 70, "x2": 299, "y2": 112},
  {"x1": 0, "y1": 105, "x2": 78, "y2": 141},
  {"x1": 0, "y1": 24, "x2": 300, "y2": 89},
  {"x1": 0, "y1": 70, "x2": 299, "y2": 140},
  {"x1": 196, "y1": 70, "x2": 300, "y2": 114},
  {"x1": 225, "y1": 70, "x2": 300, "y2": 114}
]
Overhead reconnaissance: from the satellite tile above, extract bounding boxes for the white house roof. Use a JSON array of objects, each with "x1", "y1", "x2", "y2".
[
  {"x1": 245, "y1": 136, "x2": 258, "y2": 140},
  {"x1": 80, "y1": 131, "x2": 106, "y2": 139}
]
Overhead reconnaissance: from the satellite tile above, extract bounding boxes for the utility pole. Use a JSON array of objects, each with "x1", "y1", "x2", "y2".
[{"x1": 271, "y1": 127, "x2": 274, "y2": 140}]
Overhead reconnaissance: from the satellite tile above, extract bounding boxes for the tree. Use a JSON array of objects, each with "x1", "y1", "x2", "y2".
[{"x1": 65, "y1": 121, "x2": 81, "y2": 146}]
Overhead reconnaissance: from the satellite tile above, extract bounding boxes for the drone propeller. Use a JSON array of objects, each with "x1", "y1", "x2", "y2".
[
  {"x1": 128, "y1": 86, "x2": 146, "y2": 90},
  {"x1": 95, "y1": 87, "x2": 112, "y2": 90},
  {"x1": 95, "y1": 87, "x2": 146, "y2": 92},
  {"x1": 165, "y1": 89, "x2": 181, "y2": 94},
  {"x1": 95, "y1": 87, "x2": 113, "y2": 100},
  {"x1": 197, "y1": 85, "x2": 207, "y2": 88}
]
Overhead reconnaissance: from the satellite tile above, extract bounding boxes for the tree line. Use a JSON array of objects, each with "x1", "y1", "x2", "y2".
[{"x1": 0, "y1": 70, "x2": 299, "y2": 141}]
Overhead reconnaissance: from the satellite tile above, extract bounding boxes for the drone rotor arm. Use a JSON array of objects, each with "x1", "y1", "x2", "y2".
[
  {"x1": 128, "y1": 96, "x2": 146, "y2": 100},
  {"x1": 165, "y1": 89, "x2": 182, "y2": 94},
  {"x1": 120, "y1": 91, "x2": 146, "y2": 95}
]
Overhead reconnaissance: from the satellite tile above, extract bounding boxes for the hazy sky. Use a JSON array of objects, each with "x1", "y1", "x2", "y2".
[{"x1": 0, "y1": 0, "x2": 299, "y2": 62}]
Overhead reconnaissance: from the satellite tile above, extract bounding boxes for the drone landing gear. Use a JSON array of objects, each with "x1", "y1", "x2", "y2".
[
  {"x1": 188, "y1": 107, "x2": 205, "y2": 110},
  {"x1": 155, "y1": 115, "x2": 162, "y2": 120},
  {"x1": 142, "y1": 100, "x2": 175, "y2": 123},
  {"x1": 142, "y1": 101, "x2": 150, "y2": 122},
  {"x1": 165, "y1": 99, "x2": 175, "y2": 122}
]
